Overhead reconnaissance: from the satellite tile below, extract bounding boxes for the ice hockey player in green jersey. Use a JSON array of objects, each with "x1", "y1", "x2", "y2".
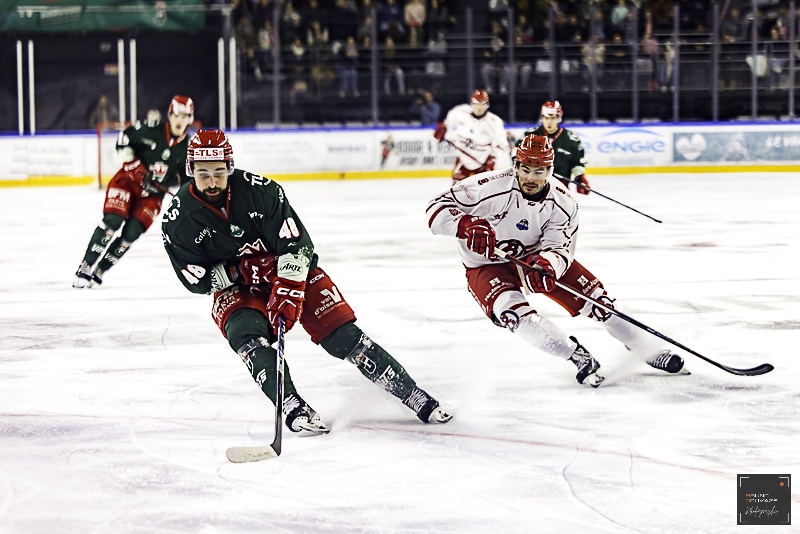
[
  {"x1": 161, "y1": 129, "x2": 452, "y2": 434},
  {"x1": 73, "y1": 95, "x2": 194, "y2": 288},
  {"x1": 516, "y1": 101, "x2": 591, "y2": 195}
]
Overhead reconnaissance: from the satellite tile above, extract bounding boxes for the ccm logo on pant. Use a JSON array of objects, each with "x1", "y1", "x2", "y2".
[{"x1": 277, "y1": 287, "x2": 305, "y2": 298}]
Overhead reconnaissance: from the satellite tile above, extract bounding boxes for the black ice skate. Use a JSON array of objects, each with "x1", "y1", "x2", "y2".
[
  {"x1": 90, "y1": 267, "x2": 105, "y2": 287},
  {"x1": 646, "y1": 350, "x2": 686, "y2": 374},
  {"x1": 568, "y1": 336, "x2": 605, "y2": 387},
  {"x1": 403, "y1": 387, "x2": 453, "y2": 424},
  {"x1": 283, "y1": 393, "x2": 330, "y2": 434},
  {"x1": 72, "y1": 261, "x2": 94, "y2": 288}
]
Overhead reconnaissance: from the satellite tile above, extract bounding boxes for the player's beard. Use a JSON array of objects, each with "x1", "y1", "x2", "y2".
[{"x1": 198, "y1": 186, "x2": 226, "y2": 204}]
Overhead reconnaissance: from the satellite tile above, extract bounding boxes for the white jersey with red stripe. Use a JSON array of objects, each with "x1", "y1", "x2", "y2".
[
  {"x1": 443, "y1": 105, "x2": 510, "y2": 170},
  {"x1": 426, "y1": 166, "x2": 579, "y2": 274}
]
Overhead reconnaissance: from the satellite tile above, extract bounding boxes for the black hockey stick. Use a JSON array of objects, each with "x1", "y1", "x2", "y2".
[
  {"x1": 494, "y1": 249, "x2": 774, "y2": 376},
  {"x1": 553, "y1": 173, "x2": 663, "y2": 223},
  {"x1": 226, "y1": 315, "x2": 286, "y2": 462}
]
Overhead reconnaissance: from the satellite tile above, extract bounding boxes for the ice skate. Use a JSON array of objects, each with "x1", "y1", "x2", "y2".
[
  {"x1": 646, "y1": 350, "x2": 686, "y2": 374},
  {"x1": 403, "y1": 387, "x2": 453, "y2": 424},
  {"x1": 283, "y1": 393, "x2": 330, "y2": 434},
  {"x1": 90, "y1": 267, "x2": 105, "y2": 287},
  {"x1": 72, "y1": 261, "x2": 94, "y2": 288},
  {"x1": 568, "y1": 336, "x2": 604, "y2": 387}
]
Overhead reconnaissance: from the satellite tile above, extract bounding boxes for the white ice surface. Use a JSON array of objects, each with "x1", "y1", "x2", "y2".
[{"x1": 0, "y1": 174, "x2": 798, "y2": 533}]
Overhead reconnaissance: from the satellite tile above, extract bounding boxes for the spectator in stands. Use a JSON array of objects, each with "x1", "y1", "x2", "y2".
[
  {"x1": 425, "y1": 30, "x2": 448, "y2": 93},
  {"x1": 767, "y1": 25, "x2": 788, "y2": 90},
  {"x1": 723, "y1": 8, "x2": 745, "y2": 43},
  {"x1": 254, "y1": 0, "x2": 273, "y2": 26},
  {"x1": 282, "y1": 4, "x2": 304, "y2": 44},
  {"x1": 488, "y1": 0, "x2": 511, "y2": 31},
  {"x1": 409, "y1": 90, "x2": 441, "y2": 124},
  {"x1": 581, "y1": 34, "x2": 605, "y2": 91},
  {"x1": 307, "y1": 19, "x2": 330, "y2": 49},
  {"x1": 513, "y1": 34, "x2": 534, "y2": 90},
  {"x1": 559, "y1": 14, "x2": 583, "y2": 43},
  {"x1": 641, "y1": 31, "x2": 660, "y2": 90},
  {"x1": 481, "y1": 34, "x2": 512, "y2": 94},
  {"x1": 331, "y1": 0, "x2": 359, "y2": 43},
  {"x1": 650, "y1": 0, "x2": 674, "y2": 32},
  {"x1": 405, "y1": 0, "x2": 427, "y2": 44},
  {"x1": 426, "y1": 0, "x2": 455, "y2": 38},
  {"x1": 610, "y1": 0, "x2": 629, "y2": 30},
  {"x1": 290, "y1": 37, "x2": 308, "y2": 66},
  {"x1": 258, "y1": 18, "x2": 274, "y2": 67},
  {"x1": 516, "y1": 13, "x2": 534, "y2": 44},
  {"x1": 361, "y1": 0, "x2": 376, "y2": 20},
  {"x1": 589, "y1": 8, "x2": 606, "y2": 43},
  {"x1": 89, "y1": 94, "x2": 119, "y2": 128},
  {"x1": 335, "y1": 36, "x2": 361, "y2": 97},
  {"x1": 358, "y1": 14, "x2": 374, "y2": 43},
  {"x1": 379, "y1": 0, "x2": 406, "y2": 42},
  {"x1": 640, "y1": 9, "x2": 654, "y2": 38},
  {"x1": 289, "y1": 65, "x2": 309, "y2": 122},
  {"x1": 607, "y1": 32, "x2": 629, "y2": 85},
  {"x1": 382, "y1": 36, "x2": 406, "y2": 95},
  {"x1": 301, "y1": 0, "x2": 327, "y2": 32}
]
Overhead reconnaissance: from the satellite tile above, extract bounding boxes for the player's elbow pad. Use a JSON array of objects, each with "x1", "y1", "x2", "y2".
[{"x1": 117, "y1": 147, "x2": 135, "y2": 164}]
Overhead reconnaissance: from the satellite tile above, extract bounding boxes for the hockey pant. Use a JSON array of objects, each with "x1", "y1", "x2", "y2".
[{"x1": 468, "y1": 260, "x2": 664, "y2": 361}]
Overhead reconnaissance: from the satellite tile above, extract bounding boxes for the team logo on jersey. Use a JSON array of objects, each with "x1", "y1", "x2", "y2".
[
  {"x1": 238, "y1": 238, "x2": 268, "y2": 256},
  {"x1": 230, "y1": 224, "x2": 244, "y2": 237},
  {"x1": 161, "y1": 149, "x2": 171, "y2": 160},
  {"x1": 516, "y1": 219, "x2": 529, "y2": 231},
  {"x1": 577, "y1": 275, "x2": 589, "y2": 287}
]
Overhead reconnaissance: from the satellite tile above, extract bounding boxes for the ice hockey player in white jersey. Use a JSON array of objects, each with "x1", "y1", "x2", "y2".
[
  {"x1": 434, "y1": 89, "x2": 511, "y2": 183},
  {"x1": 426, "y1": 134, "x2": 685, "y2": 387}
]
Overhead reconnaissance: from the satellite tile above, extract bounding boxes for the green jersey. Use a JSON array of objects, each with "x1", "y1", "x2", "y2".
[
  {"x1": 116, "y1": 119, "x2": 189, "y2": 188},
  {"x1": 517, "y1": 126, "x2": 587, "y2": 182},
  {"x1": 161, "y1": 169, "x2": 317, "y2": 295}
]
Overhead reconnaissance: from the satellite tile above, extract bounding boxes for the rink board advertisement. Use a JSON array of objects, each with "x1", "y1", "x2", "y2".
[
  {"x1": 673, "y1": 130, "x2": 800, "y2": 162},
  {"x1": 4, "y1": 122, "x2": 800, "y2": 185}
]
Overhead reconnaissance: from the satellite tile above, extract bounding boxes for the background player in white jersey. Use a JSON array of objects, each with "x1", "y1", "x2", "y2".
[
  {"x1": 434, "y1": 89, "x2": 511, "y2": 183},
  {"x1": 426, "y1": 134, "x2": 684, "y2": 387}
]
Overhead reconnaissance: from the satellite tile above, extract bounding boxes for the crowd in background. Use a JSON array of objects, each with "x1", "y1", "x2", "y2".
[{"x1": 203, "y1": 0, "x2": 800, "y2": 123}]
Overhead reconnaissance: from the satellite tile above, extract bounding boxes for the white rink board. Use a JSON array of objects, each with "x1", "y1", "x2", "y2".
[
  {"x1": 0, "y1": 173, "x2": 798, "y2": 533},
  {"x1": 6, "y1": 122, "x2": 800, "y2": 182}
]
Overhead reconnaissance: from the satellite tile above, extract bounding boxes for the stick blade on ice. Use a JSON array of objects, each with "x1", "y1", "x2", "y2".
[{"x1": 226, "y1": 445, "x2": 280, "y2": 463}]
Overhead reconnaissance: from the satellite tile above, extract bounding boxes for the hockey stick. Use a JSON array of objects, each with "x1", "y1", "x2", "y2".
[
  {"x1": 226, "y1": 315, "x2": 286, "y2": 463},
  {"x1": 494, "y1": 248, "x2": 774, "y2": 376},
  {"x1": 553, "y1": 173, "x2": 662, "y2": 223}
]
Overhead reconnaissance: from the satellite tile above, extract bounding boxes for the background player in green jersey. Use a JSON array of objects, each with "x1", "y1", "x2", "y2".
[
  {"x1": 161, "y1": 129, "x2": 452, "y2": 434},
  {"x1": 73, "y1": 96, "x2": 195, "y2": 288},
  {"x1": 516, "y1": 101, "x2": 591, "y2": 196}
]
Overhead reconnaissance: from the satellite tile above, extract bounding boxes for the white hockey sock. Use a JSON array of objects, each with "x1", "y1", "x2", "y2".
[
  {"x1": 515, "y1": 314, "x2": 577, "y2": 359},
  {"x1": 597, "y1": 302, "x2": 662, "y2": 358},
  {"x1": 493, "y1": 291, "x2": 576, "y2": 359}
]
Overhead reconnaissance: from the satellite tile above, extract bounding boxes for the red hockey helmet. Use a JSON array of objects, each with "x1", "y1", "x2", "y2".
[
  {"x1": 169, "y1": 95, "x2": 195, "y2": 120},
  {"x1": 540, "y1": 100, "x2": 563, "y2": 121},
  {"x1": 471, "y1": 89, "x2": 490, "y2": 105},
  {"x1": 185, "y1": 129, "x2": 234, "y2": 177},
  {"x1": 515, "y1": 134, "x2": 555, "y2": 167}
]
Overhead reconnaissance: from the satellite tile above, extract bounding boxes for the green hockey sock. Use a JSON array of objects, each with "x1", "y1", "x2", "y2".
[
  {"x1": 95, "y1": 219, "x2": 144, "y2": 273},
  {"x1": 235, "y1": 337, "x2": 298, "y2": 404},
  {"x1": 82, "y1": 225, "x2": 115, "y2": 266},
  {"x1": 225, "y1": 308, "x2": 298, "y2": 405},
  {"x1": 320, "y1": 321, "x2": 417, "y2": 401}
]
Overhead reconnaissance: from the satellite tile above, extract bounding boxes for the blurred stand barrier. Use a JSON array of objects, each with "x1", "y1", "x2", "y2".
[
  {"x1": 2, "y1": 2, "x2": 800, "y2": 134},
  {"x1": 6, "y1": 122, "x2": 800, "y2": 186}
]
